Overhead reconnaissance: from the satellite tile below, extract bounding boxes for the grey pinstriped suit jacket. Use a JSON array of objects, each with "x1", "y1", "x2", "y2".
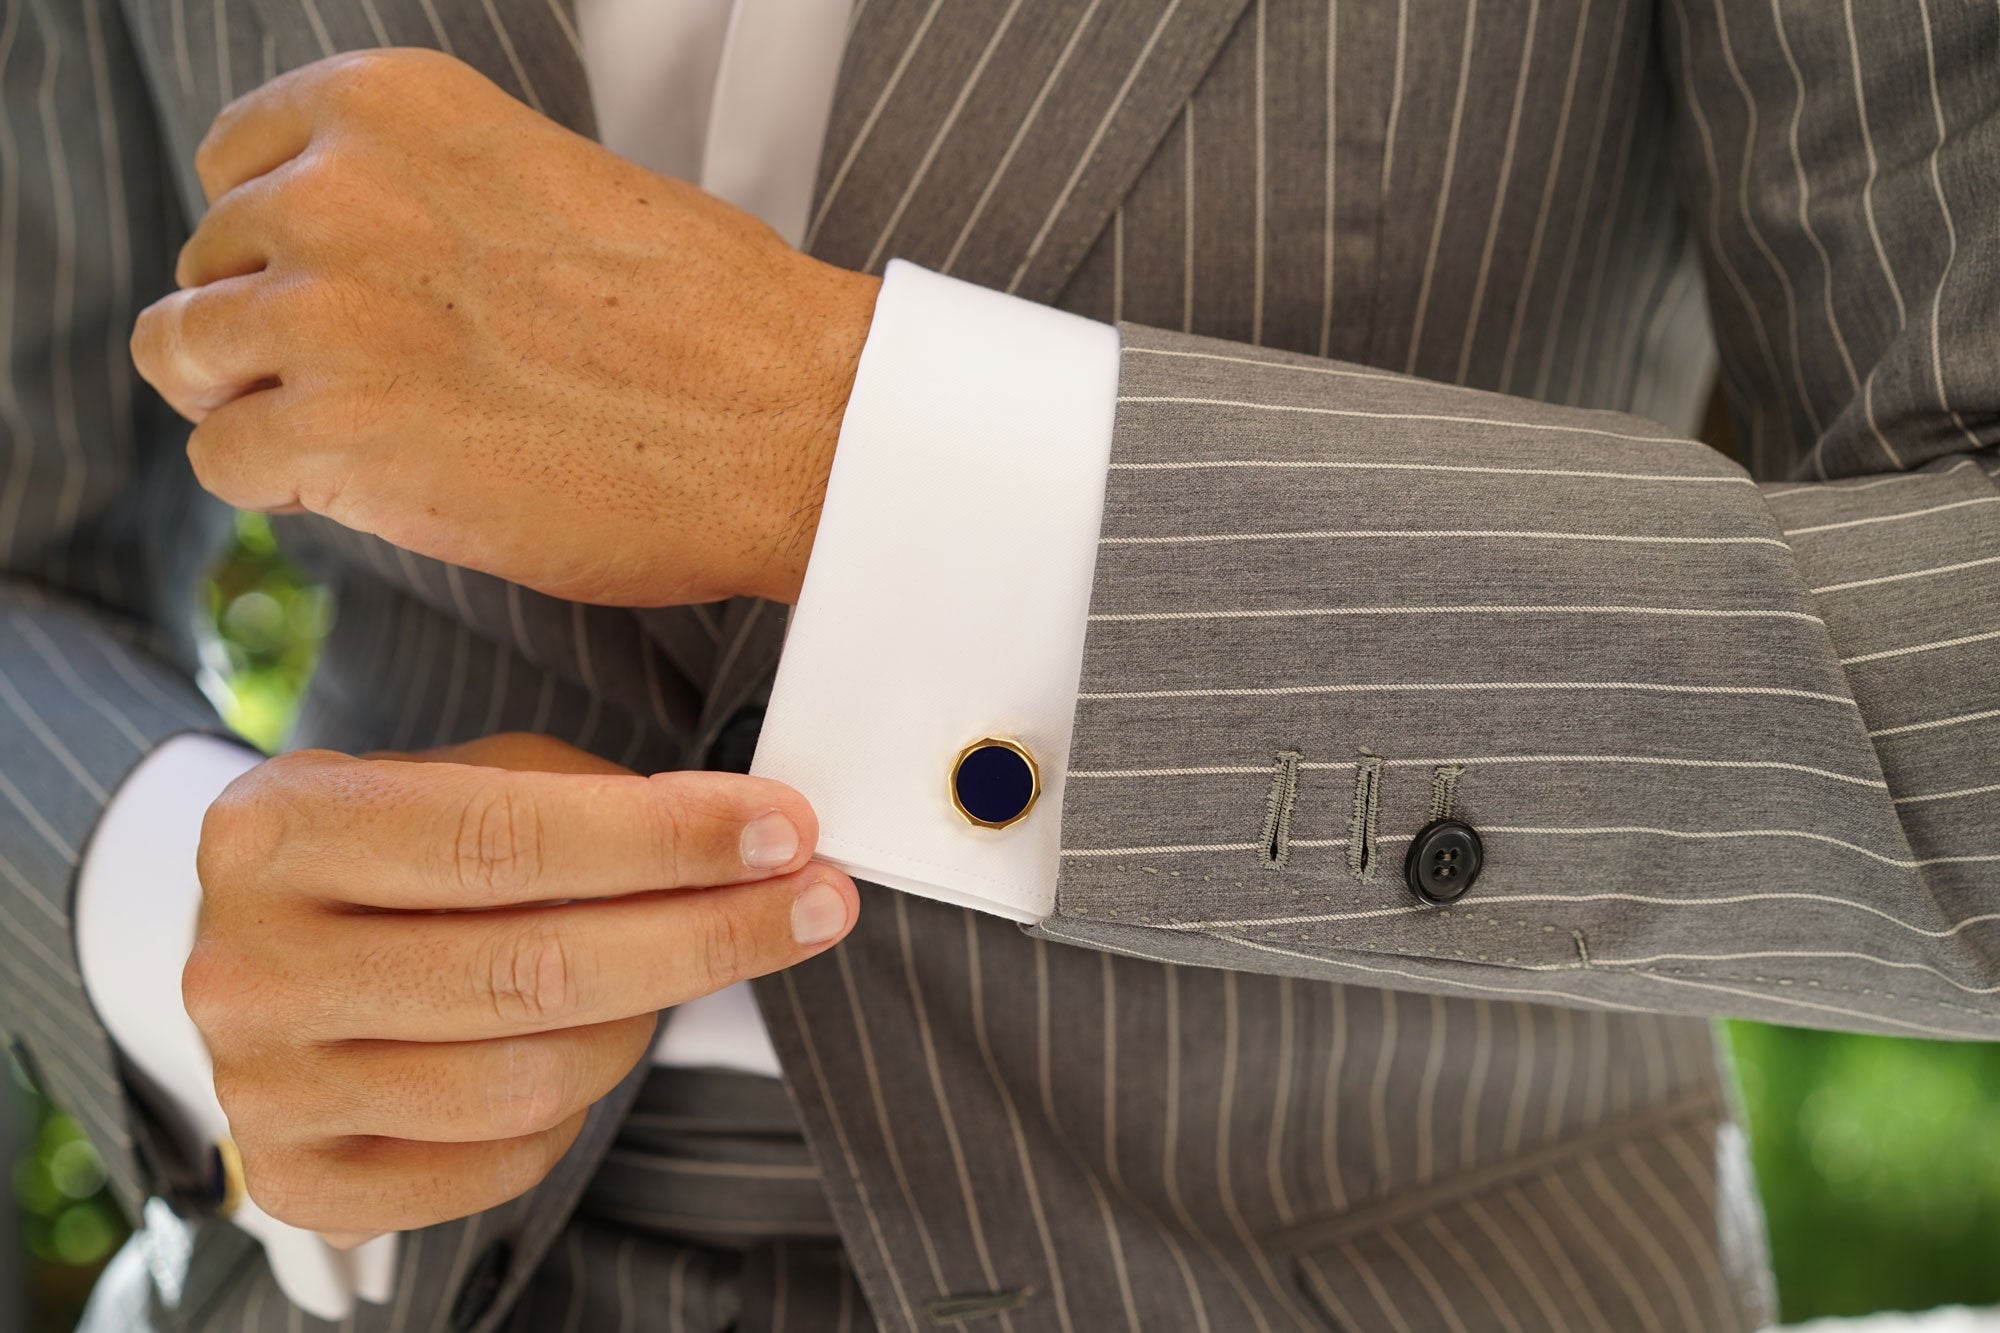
[{"x1": 5, "y1": 0, "x2": 1997, "y2": 1328}]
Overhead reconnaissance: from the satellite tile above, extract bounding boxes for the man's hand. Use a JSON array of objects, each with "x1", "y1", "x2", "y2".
[
  {"x1": 132, "y1": 49, "x2": 880, "y2": 607},
  {"x1": 183, "y1": 733, "x2": 857, "y2": 1238}
]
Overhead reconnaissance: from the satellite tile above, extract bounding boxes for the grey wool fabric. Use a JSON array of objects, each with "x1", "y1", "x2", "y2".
[{"x1": 5, "y1": 0, "x2": 1997, "y2": 1330}]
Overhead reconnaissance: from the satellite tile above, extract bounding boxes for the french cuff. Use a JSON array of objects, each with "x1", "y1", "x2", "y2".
[
  {"x1": 752, "y1": 259, "x2": 1119, "y2": 922},
  {"x1": 74, "y1": 734, "x2": 397, "y2": 1321}
]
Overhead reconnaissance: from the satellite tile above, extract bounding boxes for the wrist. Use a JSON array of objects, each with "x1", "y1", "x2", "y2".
[{"x1": 745, "y1": 262, "x2": 881, "y2": 605}]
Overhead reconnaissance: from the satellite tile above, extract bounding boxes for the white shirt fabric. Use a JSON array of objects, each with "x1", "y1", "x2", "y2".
[
  {"x1": 71, "y1": 0, "x2": 1119, "y2": 1318},
  {"x1": 752, "y1": 261, "x2": 1117, "y2": 921}
]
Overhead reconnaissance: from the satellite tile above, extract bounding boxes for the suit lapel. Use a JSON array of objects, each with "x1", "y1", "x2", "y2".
[
  {"x1": 246, "y1": 0, "x2": 1256, "y2": 303},
  {"x1": 698, "y1": 0, "x2": 1255, "y2": 725},
  {"x1": 806, "y1": 0, "x2": 1251, "y2": 303}
]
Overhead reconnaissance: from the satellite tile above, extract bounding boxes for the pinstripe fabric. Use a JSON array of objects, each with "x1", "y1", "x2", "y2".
[
  {"x1": 495, "y1": 1067, "x2": 878, "y2": 1333},
  {"x1": 1044, "y1": 0, "x2": 2000, "y2": 1049},
  {"x1": 0, "y1": 0, "x2": 231, "y2": 1227},
  {"x1": 8, "y1": 0, "x2": 1991, "y2": 1328}
]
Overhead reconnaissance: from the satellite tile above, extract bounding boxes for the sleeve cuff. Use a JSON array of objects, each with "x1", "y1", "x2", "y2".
[{"x1": 751, "y1": 259, "x2": 1120, "y2": 922}]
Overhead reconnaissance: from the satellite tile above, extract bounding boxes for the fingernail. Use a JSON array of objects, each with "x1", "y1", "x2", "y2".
[
  {"x1": 740, "y1": 812, "x2": 800, "y2": 870},
  {"x1": 791, "y1": 881, "x2": 848, "y2": 946}
]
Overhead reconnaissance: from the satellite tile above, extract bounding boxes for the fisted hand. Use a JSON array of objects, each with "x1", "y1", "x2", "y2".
[
  {"x1": 184, "y1": 733, "x2": 856, "y2": 1239},
  {"x1": 132, "y1": 48, "x2": 880, "y2": 608}
]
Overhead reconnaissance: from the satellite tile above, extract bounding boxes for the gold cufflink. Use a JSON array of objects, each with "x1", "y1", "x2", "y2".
[
  {"x1": 213, "y1": 1137, "x2": 247, "y2": 1218},
  {"x1": 950, "y1": 737, "x2": 1041, "y2": 829}
]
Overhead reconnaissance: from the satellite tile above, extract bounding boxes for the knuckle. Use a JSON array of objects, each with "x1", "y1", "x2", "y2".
[
  {"x1": 129, "y1": 304, "x2": 165, "y2": 376},
  {"x1": 481, "y1": 922, "x2": 576, "y2": 1027},
  {"x1": 207, "y1": 1060, "x2": 251, "y2": 1122},
  {"x1": 192, "y1": 756, "x2": 350, "y2": 967},
  {"x1": 192, "y1": 136, "x2": 221, "y2": 186},
  {"x1": 451, "y1": 784, "x2": 545, "y2": 900},
  {"x1": 485, "y1": 1042, "x2": 576, "y2": 1138},
  {"x1": 183, "y1": 931, "x2": 309, "y2": 1051},
  {"x1": 195, "y1": 801, "x2": 256, "y2": 895},
  {"x1": 180, "y1": 939, "x2": 247, "y2": 1037},
  {"x1": 207, "y1": 1053, "x2": 279, "y2": 1134},
  {"x1": 192, "y1": 112, "x2": 241, "y2": 189},
  {"x1": 239, "y1": 1147, "x2": 322, "y2": 1230},
  {"x1": 642, "y1": 787, "x2": 693, "y2": 885},
  {"x1": 172, "y1": 239, "x2": 200, "y2": 290},
  {"x1": 183, "y1": 420, "x2": 239, "y2": 503},
  {"x1": 197, "y1": 769, "x2": 291, "y2": 891},
  {"x1": 692, "y1": 905, "x2": 761, "y2": 993},
  {"x1": 492, "y1": 1128, "x2": 566, "y2": 1201},
  {"x1": 316, "y1": 48, "x2": 440, "y2": 116},
  {"x1": 168, "y1": 291, "x2": 221, "y2": 365},
  {"x1": 318, "y1": 50, "x2": 391, "y2": 106},
  {"x1": 137, "y1": 296, "x2": 193, "y2": 380}
]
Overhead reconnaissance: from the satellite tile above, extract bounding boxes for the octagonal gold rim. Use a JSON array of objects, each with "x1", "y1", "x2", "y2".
[{"x1": 949, "y1": 736, "x2": 1041, "y2": 829}]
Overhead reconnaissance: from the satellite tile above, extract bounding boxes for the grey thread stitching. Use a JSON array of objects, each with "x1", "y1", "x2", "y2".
[
  {"x1": 1429, "y1": 764, "x2": 1466, "y2": 821},
  {"x1": 925, "y1": 1289, "x2": 1036, "y2": 1324},
  {"x1": 1260, "y1": 750, "x2": 1303, "y2": 868},
  {"x1": 1348, "y1": 752, "x2": 1384, "y2": 880}
]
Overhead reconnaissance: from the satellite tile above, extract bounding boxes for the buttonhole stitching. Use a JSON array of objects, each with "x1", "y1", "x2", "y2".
[
  {"x1": 1347, "y1": 752, "x2": 1383, "y2": 880},
  {"x1": 1260, "y1": 750, "x2": 1303, "y2": 869},
  {"x1": 1428, "y1": 764, "x2": 1466, "y2": 822}
]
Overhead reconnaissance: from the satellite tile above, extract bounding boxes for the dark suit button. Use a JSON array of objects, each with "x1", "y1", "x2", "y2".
[
  {"x1": 450, "y1": 1240, "x2": 512, "y2": 1331},
  {"x1": 709, "y1": 706, "x2": 766, "y2": 774},
  {"x1": 1405, "y1": 819, "x2": 1483, "y2": 904}
]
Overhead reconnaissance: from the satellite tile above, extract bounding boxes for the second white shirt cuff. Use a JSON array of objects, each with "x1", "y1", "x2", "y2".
[{"x1": 752, "y1": 259, "x2": 1120, "y2": 922}]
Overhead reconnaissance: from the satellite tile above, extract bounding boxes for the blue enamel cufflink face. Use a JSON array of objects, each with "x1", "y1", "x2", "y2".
[{"x1": 951, "y1": 738, "x2": 1041, "y2": 828}]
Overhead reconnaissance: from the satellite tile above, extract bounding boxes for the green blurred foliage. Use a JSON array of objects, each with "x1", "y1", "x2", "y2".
[
  {"x1": 11, "y1": 515, "x2": 2000, "y2": 1329},
  {"x1": 201, "y1": 511, "x2": 335, "y2": 751},
  {"x1": 9, "y1": 1054, "x2": 125, "y2": 1331},
  {"x1": 1727, "y1": 1021, "x2": 2000, "y2": 1321}
]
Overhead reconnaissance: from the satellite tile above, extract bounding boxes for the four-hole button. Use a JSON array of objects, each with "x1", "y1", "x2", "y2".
[{"x1": 1404, "y1": 819, "x2": 1483, "y2": 904}]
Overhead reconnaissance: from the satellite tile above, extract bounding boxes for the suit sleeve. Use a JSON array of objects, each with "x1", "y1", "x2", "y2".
[
  {"x1": 1039, "y1": 0, "x2": 2000, "y2": 1040},
  {"x1": 1, "y1": 0, "x2": 236, "y2": 1214}
]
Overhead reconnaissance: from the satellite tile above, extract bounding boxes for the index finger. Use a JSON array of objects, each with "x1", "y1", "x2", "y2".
[
  {"x1": 194, "y1": 61, "x2": 322, "y2": 203},
  {"x1": 195, "y1": 48, "x2": 453, "y2": 203},
  {"x1": 208, "y1": 754, "x2": 821, "y2": 909}
]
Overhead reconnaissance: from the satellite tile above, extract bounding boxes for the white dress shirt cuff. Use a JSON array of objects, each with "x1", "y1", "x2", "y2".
[
  {"x1": 74, "y1": 733, "x2": 396, "y2": 1322},
  {"x1": 752, "y1": 259, "x2": 1120, "y2": 922}
]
